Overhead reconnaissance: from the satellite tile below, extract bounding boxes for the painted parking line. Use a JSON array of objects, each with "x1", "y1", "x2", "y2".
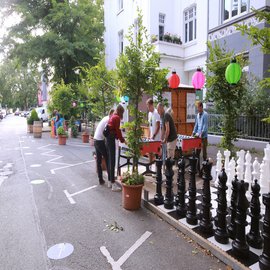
[
  {"x1": 100, "y1": 231, "x2": 152, "y2": 270},
  {"x1": 64, "y1": 185, "x2": 97, "y2": 204}
]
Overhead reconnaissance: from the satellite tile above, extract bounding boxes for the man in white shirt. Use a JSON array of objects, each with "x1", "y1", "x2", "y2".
[
  {"x1": 94, "y1": 109, "x2": 114, "y2": 185},
  {"x1": 146, "y1": 98, "x2": 161, "y2": 141},
  {"x1": 146, "y1": 99, "x2": 161, "y2": 172}
]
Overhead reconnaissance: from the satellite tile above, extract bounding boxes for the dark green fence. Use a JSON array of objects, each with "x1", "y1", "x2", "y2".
[{"x1": 208, "y1": 114, "x2": 270, "y2": 141}]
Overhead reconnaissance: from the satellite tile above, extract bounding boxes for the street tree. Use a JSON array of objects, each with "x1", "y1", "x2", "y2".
[
  {"x1": 116, "y1": 10, "x2": 168, "y2": 173},
  {"x1": 236, "y1": 9, "x2": 270, "y2": 123},
  {"x1": 0, "y1": 0, "x2": 104, "y2": 84},
  {"x1": 48, "y1": 81, "x2": 74, "y2": 119},
  {"x1": 0, "y1": 59, "x2": 39, "y2": 110},
  {"x1": 79, "y1": 57, "x2": 116, "y2": 120},
  {"x1": 206, "y1": 41, "x2": 248, "y2": 152}
]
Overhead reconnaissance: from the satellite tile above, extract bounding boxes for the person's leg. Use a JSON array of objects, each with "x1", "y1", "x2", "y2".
[
  {"x1": 94, "y1": 140, "x2": 105, "y2": 184},
  {"x1": 99, "y1": 140, "x2": 109, "y2": 180},
  {"x1": 106, "y1": 135, "x2": 115, "y2": 183},
  {"x1": 167, "y1": 139, "x2": 177, "y2": 159},
  {"x1": 202, "y1": 137, "x2": 208, "y2": 161}
]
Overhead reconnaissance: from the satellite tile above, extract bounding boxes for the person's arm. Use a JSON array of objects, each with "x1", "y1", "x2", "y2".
[
  {"x1": 152, "y1": 121, "x2": 160, "y2": 140},
  {"x1": 113, "y1": 116, "x2": 125, "y2": 143},
  {"x1": 201, "y1": 113, "x2": 208, "y2": 137},
  {"x1": 163, "y1": 121, "x2": 170, "y2": 143},
  {"x1": 192, "y1": 115, "x2": 198, "y2": 136}
]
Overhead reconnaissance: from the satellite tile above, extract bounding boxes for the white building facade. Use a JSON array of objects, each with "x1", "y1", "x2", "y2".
[
  {"x1": 104, "y1": 0, "x2": 208, "y2": 87},
  {"x1": 208, "y1": 0, "x2": 270, "y2": 80}
]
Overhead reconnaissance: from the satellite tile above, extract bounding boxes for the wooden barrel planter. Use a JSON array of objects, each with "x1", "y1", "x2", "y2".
[
  {"x1": 27, "y1": 124, "x2": 33, "y2": 133},
  {"x1": 33, "y1": 121, "x2": 42, "y2": 138},
  {"x1": 122, "y1": 183, "x2": 144, "y2": 210}
]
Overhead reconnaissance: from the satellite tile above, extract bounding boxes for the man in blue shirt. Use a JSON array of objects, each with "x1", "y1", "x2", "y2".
[{"x1": 192, "y1": 101, "x2": 208, "y2": 170}]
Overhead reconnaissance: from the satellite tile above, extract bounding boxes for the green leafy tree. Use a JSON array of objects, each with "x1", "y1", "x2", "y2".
[
  {"x1": 116, "y1": 10, "x2": 168, "y2": 173},
  {"x1": 236, "y1": 9, "x2": 270, "y2": 123},
  {"x1": 49, "y1": 81, "x2": 74, "y2": 119},
  {"x1": 1, "y1": 0, "x2": 104, "y2": 84},
  {"x1": 206, "y1": 41, "x2": 248, "y2": 152},
  {"x1": 79, "y1": 57, "x2": 116, "y2": 119},
  {"x1": 0, "y1": 59, "x2": 39, "y2": 110}
]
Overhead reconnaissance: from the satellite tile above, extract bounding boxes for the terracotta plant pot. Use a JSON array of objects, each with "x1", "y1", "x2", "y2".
[
  {"x1": 82, "y1": 133, "x2": 90, "y2": 143},
  {"x1": 58, "y1": 135, "x2": 67, "y2": 145},
  {"x1": 122, "y1": 183, "x2": 144, "y2": 210}
]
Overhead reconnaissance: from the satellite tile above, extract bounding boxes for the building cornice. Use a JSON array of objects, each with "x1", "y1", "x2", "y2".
[{"x1": 208, "y1": 6, "x2": 269, "y2": 41}]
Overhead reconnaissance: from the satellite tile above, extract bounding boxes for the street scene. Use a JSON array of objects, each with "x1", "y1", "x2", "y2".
[
  {"x1": 0, "y1": 115, "x2": 227, "y2": 270},
  {"x1": 0, "y1": 1, "x2": 270, "y2": 270}
]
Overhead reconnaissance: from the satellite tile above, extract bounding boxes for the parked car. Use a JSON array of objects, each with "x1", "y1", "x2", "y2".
[
  {"x1": 1, "y1": 109, "x2": 7, "y2": 118},
  {"x1": 14, "y1": 109, "x2": 20, "y2": 116},
  {"x1": 36, "y1": 107, "x2": 48, "y2": 122}
]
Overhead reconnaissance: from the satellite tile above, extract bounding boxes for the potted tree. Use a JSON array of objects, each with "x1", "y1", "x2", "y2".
[
  {"x1": 69, "y1": 116, "x2": 78, "y2": 138},
  {"x1": 27, "y1": 109, "x2": 40, "y2": 134},
  {"x1": 57, "y1": 126, "x2": 68, "y2": 145},
  {"x1": 116, "y1": 10, "x2": 168, "y2": 210}
]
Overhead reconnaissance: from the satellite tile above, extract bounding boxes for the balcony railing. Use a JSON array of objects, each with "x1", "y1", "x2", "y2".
[{"x1": 208, "y1": 114, "x2": 270, "y2": 141}]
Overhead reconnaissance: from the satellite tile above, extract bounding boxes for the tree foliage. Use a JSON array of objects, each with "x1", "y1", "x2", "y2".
[
  {"x1": 206, "y1": 41, "x2": 248, "y2": 152},
  {"x1": 48, "y1": 81, "x2": 74, "y2": 119},
  {"x1": 0, "y1": 0, "x2": 104, "y2": 84},
  {"x1": 236, "y1": 9, "x2": 270, "y2": 123},
  {"x1": 116, "y1": 10, "x2": 168, "y2": 173},
  {"x1": 79, "y1": 57, "x2": 116, "y2": 120},
  {"x1": 0, "y1": 59, "x2": 39, "y2": 110}
]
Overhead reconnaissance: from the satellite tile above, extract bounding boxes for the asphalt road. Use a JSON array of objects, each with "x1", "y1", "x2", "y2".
[{"x1": 0, "y1": 115, "x2": 227, "y2": 270}]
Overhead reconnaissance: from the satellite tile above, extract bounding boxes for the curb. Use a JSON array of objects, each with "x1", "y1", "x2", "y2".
[{"x1": 142, "y1": 193, "x2": 250, "y2": 270}]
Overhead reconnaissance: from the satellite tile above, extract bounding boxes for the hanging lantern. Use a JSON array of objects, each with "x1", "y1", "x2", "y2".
[
  {"x1": 192, "y1": 67, "x2": 205, "y2": 90},
  {"x1": 72, "y1": 102, "x2": 77, "y2": 107},
  {"x1": 80, "y1": 103, "x2": 84, "y2": 108},
  {"x1": 168, "y1": 70, "x2": 180, "y2": 89},
  {"x1": 225, "y1": 58, "x2": 242, "y2": 85},
  {"x1": 123, "y1": 96, "x2": 129, "y2": 102}
]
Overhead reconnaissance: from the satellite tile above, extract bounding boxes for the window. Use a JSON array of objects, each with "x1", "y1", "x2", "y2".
[
  {"x1": 184, "y1": 6, "x2": 196, "y2": 43},
  {"x1": 159, "y1": 13, "x2": 165, "y2": 40},
  {"x1": 118, "y1": 0, "x2": 123, "y2": 11},
  {"x1": 223, "y1": 0, "x2": 249, "y2": 21},
  {"x1": 118, "y1": 30, "x2": 123, "y2": 54}
]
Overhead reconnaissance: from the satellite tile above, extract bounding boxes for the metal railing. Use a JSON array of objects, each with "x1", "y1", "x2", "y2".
[{"x1": 208, "y1": 114, "x2": 270, "y2": 141}]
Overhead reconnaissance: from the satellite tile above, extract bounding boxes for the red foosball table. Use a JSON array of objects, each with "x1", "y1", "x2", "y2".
[
  {"x1": 117, "y1": 139, "x2": 162, "y2": 176},
  {"x1": 176, "y1": 135, "x2": 201, "y2": 152}
]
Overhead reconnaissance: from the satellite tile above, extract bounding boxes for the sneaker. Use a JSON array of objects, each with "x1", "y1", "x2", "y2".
[
  {"x1": 108, "y1": 181, "x2": 112, "y2": 188},
  {"x1": 99, "y1": 179, "x2": 105, "y2": 185},
  {"x1": 112, "y1": 183, "x2": 121, "y2": 192}
]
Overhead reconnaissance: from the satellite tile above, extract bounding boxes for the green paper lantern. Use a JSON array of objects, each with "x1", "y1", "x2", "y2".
[
  {"x1": 80, "y1": 103, "x2": 84, "y2": 108},
  {"x1": 225, "y1": 58, "x2": 242, "y2": 85}
]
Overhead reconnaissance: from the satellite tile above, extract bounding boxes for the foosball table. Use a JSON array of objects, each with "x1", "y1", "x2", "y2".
[
  {"x1": 176, "y1": 134, "x2": 202, "y2": 152},
  {"x1": 117, "y1": 139, "x2": 161, "y2": 176}
]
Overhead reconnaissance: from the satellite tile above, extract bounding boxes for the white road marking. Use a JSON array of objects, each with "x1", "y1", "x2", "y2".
[
  {"x1": 37, "y1": 144, "x2": 94, "y2": 174},
  {"x1": 50, "y1": 160, "x2": 94, "y2": 174},
  {"x1": 63, "y1": 185, "x2": 97, "y2": 204},
  {"x1": 100, "y1": 231, "x2": 152, "y2": 270},
  {"x1": 30, "y1": 164, "x2": 41, "y2": 168}
]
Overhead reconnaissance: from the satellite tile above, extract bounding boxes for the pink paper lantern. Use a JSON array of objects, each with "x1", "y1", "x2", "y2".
[{"x1": 192, "y1": 68, "x2": 205, "y2": 90}]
